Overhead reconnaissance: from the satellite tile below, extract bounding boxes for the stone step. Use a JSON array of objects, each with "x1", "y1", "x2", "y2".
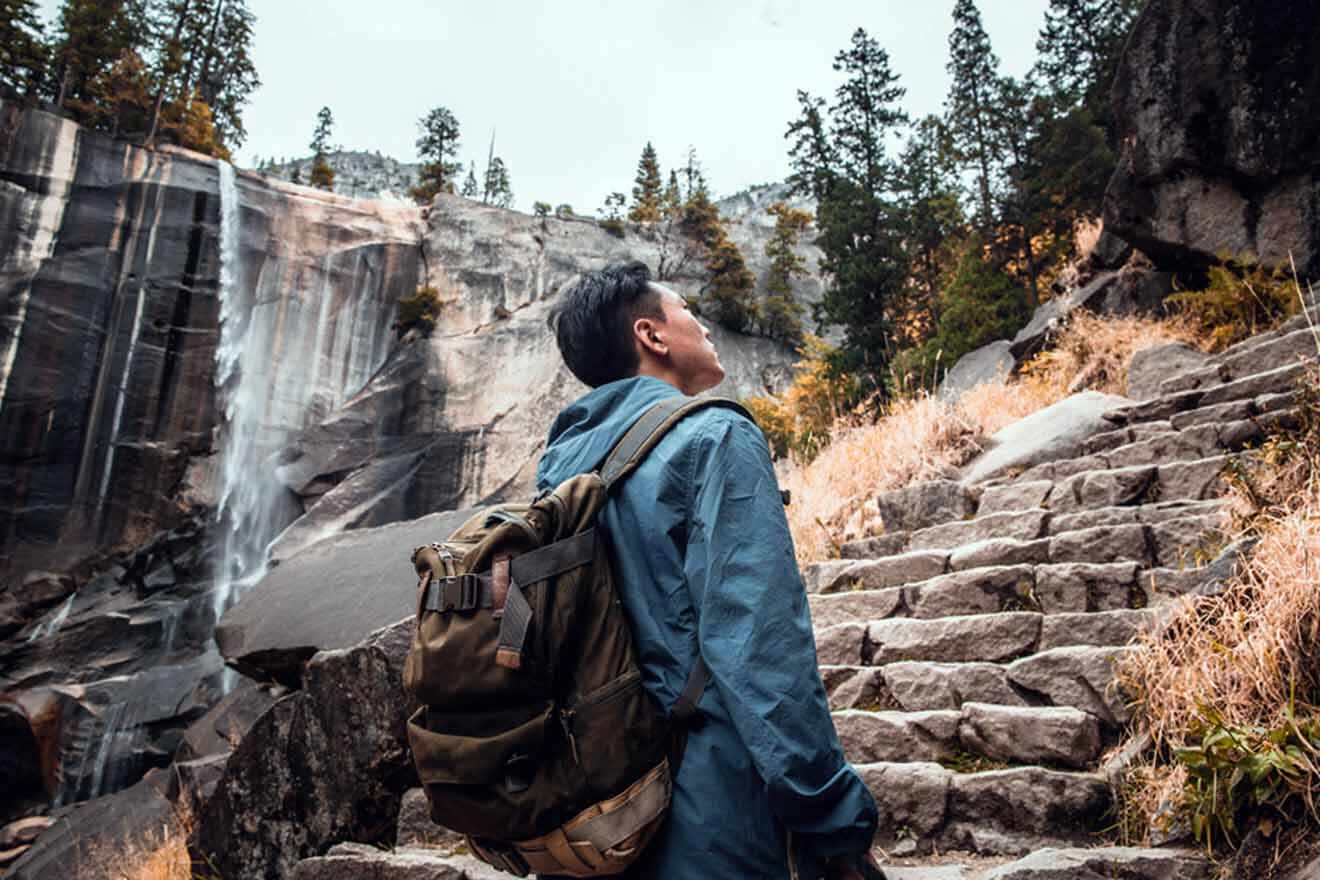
[
  {"x1": 879, "y1": 847, "x2": 1210, "y2": 880},
  {"x1": 859, "y1": 762, "x2": 1111, "y2": 856},
  {"x1": 809, "y1": 516, "x2": 1227, "y2": 622},
  {"x1": 1160, "y1": 324, "x2": 1320, "y2": 398},
  {"x1": 1106, "y1": 359, "x2": 1309, "y2": 426},
  {"x1": 834, "y1": 702, "x2": 1102, "y2": 769},
  {"x1": 291, "y1": 843, "x2": 502, "y2": 879}
]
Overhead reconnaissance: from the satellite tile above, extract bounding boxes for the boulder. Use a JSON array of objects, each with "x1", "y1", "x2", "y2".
[
  {"x1": 1010, "y1": 271, "x2": 1175, "y2": 362},
  {"x1": 962, "y1": 392, "x2": 1133, "y2": 485},
  {"x1": 982, "y1": 847, "x2": 1210, "y2": 880},
  {"x1": 1127, "y1": 343, "x2": 1211, "y2": 400},
  {"x1": 395, "y1": 788, "x2": 465, "y2": 851},
  {"x1": 1104, "y1": 0, "x2": 1320, "y2": 277},
  {"x1": 215, "y1": 508, "x2": 474, "y2": 686},
  {"x1": 291, "y1": 842, "x2": 505, "y2": 880},
  {"x1": 197, "y1": 618, "x2": 417, "y2": 880},
  {"x1": 1088, "y1": 226, "x2": 1134, "y2": 271},
  {"x1": 938, "y1": 341, "x2": 1015, "y2": 401},
  {"x1": 6, "y1": 769, "x2": 175, "y2": 880}
]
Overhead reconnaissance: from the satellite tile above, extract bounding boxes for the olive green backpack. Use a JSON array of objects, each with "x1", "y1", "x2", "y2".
[{"x1": 403, "y1": 395, "x2": 749, "y2": 877}]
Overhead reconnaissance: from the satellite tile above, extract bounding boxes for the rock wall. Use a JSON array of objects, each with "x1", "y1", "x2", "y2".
[
  {"x1": 1105, "y1": 0, "x2": 1320, "y2": 276},
  {"x1": 0, "y1": 100, "x2": 424, "y2": 590}
]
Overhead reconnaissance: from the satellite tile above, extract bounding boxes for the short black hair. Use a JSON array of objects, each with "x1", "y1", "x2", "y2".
[{"x1": 548, "y1": 261, "x2": 666, "y2": 387}]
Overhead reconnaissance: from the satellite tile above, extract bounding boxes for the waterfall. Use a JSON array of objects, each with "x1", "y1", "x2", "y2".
[
  {"x1": 211, "y1": 161, "x2": 274, "y2": 627},
  {"x1": 25, "y1": 593, "x2": 76, "y2": 642}
]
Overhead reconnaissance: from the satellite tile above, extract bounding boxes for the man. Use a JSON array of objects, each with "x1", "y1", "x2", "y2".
[{"x1": 537, "y1": 261, "x2": 881, "y2": 879}]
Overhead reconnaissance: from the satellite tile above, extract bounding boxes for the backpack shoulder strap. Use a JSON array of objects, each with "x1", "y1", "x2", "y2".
[{"x1": 598, "y1": 395, "x2": 751, "y2": 491}]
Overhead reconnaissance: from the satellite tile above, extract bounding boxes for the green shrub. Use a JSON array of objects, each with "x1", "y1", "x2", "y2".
[
  {"x1": 395, "y1": 285, "x2": 444, "y2": 338},
  {"x1": 600, "y1": 218, "x2": 626, "y2": 238},
  {"x1": 1167, "y1": 258, "x2": 1300, "y2": 351}
]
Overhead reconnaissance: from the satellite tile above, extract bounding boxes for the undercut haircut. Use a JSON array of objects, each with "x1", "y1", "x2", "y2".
[{"x1": 549, "y1": 261, "x2": 666, "y2": 387}]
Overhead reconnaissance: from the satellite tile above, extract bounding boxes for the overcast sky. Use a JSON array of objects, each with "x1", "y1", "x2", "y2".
[{"x1": 40, "y1": 1, "x2": 1052, "y2": 213}]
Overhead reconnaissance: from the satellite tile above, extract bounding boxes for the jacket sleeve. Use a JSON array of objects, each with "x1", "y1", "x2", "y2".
[{"x1": 681, "y1": 411, "x2": 878, "y2": 862}]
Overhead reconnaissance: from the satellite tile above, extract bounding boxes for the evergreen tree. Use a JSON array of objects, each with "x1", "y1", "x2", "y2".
[
  {"x1": 629, "y1": 141, "x2": 663, "y2": 222},
  {"x1": 50, "y1": 0, "x2": 150, "y2": 118},
  {"x1": 785, "y1": 89, "x2": 835, "y2": 201},
  {"x1": 191, "y1": 0, "x2": 259, "y2": 150},
  {"x1": 412, "y1": 105, "x2": 460, "y2": 203},
  {"x1": 308, "y1": 106, "x2": 334, "y2": 190},
  {"x1": 894, "y1": 114, "x2": 964, "y2": 338},
  {"x1": 761, "y1": 202, "x2": 812, "y2": 343},
  {"x1": 807, "y1": 28, "x2": 911, "y2": 400},
  {"x1": 1, "y1": 0, "x2": 49, "y2": 98},
  {"x1": 460, "y1": 161, "x2": 479, "y2": 198},
  {"x1": 483, "y1": 156, "x2": 512, "y2": 208},
  {"x1": 946, "y1": 0, "x2": 1003, "y2": 230},
  {"x1": 655, "y1": 169, "x2": 698, "y2": 281},
  {"x1": 309, "y1": 104, "x2": 333, "y2": 155},
  {"x1": 1033, "y1": 0, "x2": 1142, "y2": 127}
]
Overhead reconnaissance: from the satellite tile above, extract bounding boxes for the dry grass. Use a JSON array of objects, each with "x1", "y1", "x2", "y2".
[
  {"x1": 1113, "y1": 363, "x2": 1320, "y2": 855},
  {"x1": 784, "y1": 310, "x2": 1203, "y2": 563},
  {"x1": 76, "y1": 809, "x2": 195, "y2": 880}
]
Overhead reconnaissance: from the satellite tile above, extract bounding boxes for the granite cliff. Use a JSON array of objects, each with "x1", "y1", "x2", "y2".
[{"x1": 0, "y1": 97, "x2": 815, "y2": 855}]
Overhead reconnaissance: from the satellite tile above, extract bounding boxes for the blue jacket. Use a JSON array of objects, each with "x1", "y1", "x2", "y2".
[{"x1": 536, "y1": 376, "x2": 877, "y2": 880}]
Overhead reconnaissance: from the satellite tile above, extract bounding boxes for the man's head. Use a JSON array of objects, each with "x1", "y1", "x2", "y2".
[{"x1": 550, "y1": 261, "x2": 725, "y2": 394}]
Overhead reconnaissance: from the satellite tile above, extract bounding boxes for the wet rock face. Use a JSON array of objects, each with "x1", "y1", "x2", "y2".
[
  {"x1": 1105, "y1": 0, "x2": 1320, "y2": 276},
  {"x1": 0, "y1": 100, "x2": 424, "y2": 587}
]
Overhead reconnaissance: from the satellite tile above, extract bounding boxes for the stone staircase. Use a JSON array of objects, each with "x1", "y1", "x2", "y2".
[
  {"x1": 285, "y1": 309, "x2": 1317, "y2": 879},
  {"x1": 807, "y1": 308, "x2": 1319, "y2": 877}
]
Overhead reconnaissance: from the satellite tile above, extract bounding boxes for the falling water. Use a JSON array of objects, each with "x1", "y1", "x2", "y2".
[{"x1": 25, "y1": 593, "x2": 76, "y2": 642}]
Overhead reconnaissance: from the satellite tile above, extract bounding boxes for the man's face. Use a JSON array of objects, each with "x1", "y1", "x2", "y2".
[{"x1": 649, "y1": 284, "x2": 725, "y2": 395}]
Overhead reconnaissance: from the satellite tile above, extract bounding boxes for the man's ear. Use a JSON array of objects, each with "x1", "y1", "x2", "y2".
[{"x1": 633, "y1": 315, "x2": 667, "y2": 357}]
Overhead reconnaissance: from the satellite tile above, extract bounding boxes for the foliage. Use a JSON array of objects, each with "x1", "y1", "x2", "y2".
[
  {"x1": 743, "y1": 336, "x2": 859, "y2": 463},
  {"x1": 787, "y1": 28, "x2": 910, "y2": 403},
  {"x1": 532, "y1": 201, "x2": 551, "y2": 218},
  {"x1": 629, "y1": 141, "x2": 663, "y2": 222},
  {"x1": 600, "y1": 191, "x2": 626, "y2": 237},
  {"x1": 703, "y1": 235, "x2": 757, "y2": 333},
  {"x1": 1033, "y1": 0, "x2": 1144, "y2": 131},
  {"x1": 460, "y1": 162, "x2": 479, "y2": 198},
  {"x1": 761, "y1": 201, "x2": 812, "y2": 343},
  {"x1": 1115, "y1": 361, "x2": 1320, "y2": 857},
  {"x1": 412, "y1": 105, "x2": 460, "y2": 203},
  {"x1": 1167, "y1": 260, "x2": 1302, "y2": 351},
  {"x1": 946, "y1": 0, "x2": 1003, "y2": 229},
  {"x1": 482, "y1": 155, "x2": 513, "y2": 208},
  {"x1": 1174, "y1": 709, "x2": 1320, "y2": 850},
  {"x1": 308, "y1": 152, "x2": 334, "y2": 191},
  {"x1": 0, "y1": 0, "x2": 49, "y2": 97},
  {"x1": 394, "y1": 285, "x2": 445, "y2": 338},
  {"x1": 309, "y1": 104, "x2": 333, "y2": 153},
  {"x1": 554, "y1": 203, "x2": 574, "y2": 218},
  {"x1": 892, "y1": 240, "x2": 1029, "y2": 393}
]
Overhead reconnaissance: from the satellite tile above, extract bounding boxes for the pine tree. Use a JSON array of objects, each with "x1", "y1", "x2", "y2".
[
  {"x1": 460, "y1": 161, "x2": 479, "y2": 198},
  {"x1": 1, "y1": 0, "x2": 49, "y2": 98},
  {"x1": 412, "y1": 105, "x2": 460, "y2": 203},
  {"x1": 192, "y1": 0, "x2": 259, "y2": 150},
  {"x1": 50, "y1": 0, "x2": 150, "y2": 120},
  {"x1": 894, "y1": 114, "x2": 964, "y2": 337},
  {"x1": 785, "y1": 89, "x2": 835, "y2": 201},
  {"x1": 628, "y1": 141, "x2": 663, "y2": 222},
  {"x1": 1033, "y1": 0, "x2": 1142, "y2": 125},
  {"x1": 946, "y1": 0, "x2": 1003, "y2": 230},
  {"x1": 483, "y1": 156, "x2": 512, "y2": 208},
  {"x1": 309, "y1": 104, "x2": 333, "y2": 155},
  {"x1": 308, "y1": 105, "x2": 334, "y2": 190},
  {"x1": 810, "y1": 27, "x2": 910, "y2": 400},
  {"x1": 761, "y1": 202, "x2": 812, "y2": 343}
]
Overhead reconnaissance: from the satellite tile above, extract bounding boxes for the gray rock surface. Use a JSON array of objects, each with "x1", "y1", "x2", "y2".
[
  {"x1": 981, "y1": 847, "x2": 1209, "y2": 879},
  {"x1": 939, "y1": 341, "x2": 1015, "y2": 401},
  {"x1": 962, "y1": 392, "x2": 1133, "y2": 485},
  {"x1": 197, "y1": 619, "x2": 417, "y2": 879},
  {"x1": 1127, "y1": 343, "x2": 1210, "y2": 401},
  {"x1": 290, "y1": 843, "x2": 504, "y2": 880},
  {"x1": 215, "y1": 508, "x2": 473, "y2": 685},
  {"x1": 1105, "y1": 0, "x2": 1320, "y2": 277},
  {"x1": 1009, "y1": 271, "x2": 1172, "y2": 361},
  {"x1": 874, "y1": 481, "x2": 977, "y2": 534}
]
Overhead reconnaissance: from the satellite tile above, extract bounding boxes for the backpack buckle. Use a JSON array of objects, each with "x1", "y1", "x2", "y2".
[{"x1": 439, "y1": 573, "x2": 482, "y2": 612}]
